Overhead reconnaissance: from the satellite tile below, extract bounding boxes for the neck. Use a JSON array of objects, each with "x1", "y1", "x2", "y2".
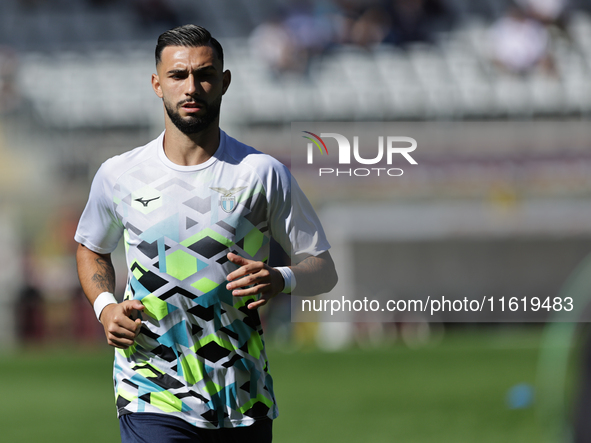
[{"x1": 162, "y1": 117, "x2": 221, "y2": 166}]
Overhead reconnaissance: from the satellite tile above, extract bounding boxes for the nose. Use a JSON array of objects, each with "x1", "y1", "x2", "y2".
[{"x1": 185, "y1": 74, "x2": 200, "y2": 97}]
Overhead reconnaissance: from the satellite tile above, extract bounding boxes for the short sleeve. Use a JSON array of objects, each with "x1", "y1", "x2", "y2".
[
  {"x1": 266, "y1": 163, "x2": 331, "y2": 263},
  {"x1": 74, "y1": 162, "x2": 124, "y2": 254}
]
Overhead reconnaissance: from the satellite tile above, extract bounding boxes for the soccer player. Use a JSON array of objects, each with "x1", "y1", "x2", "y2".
[{"x1": 75, "y1": 24, "x2": 337, "y2": 443}]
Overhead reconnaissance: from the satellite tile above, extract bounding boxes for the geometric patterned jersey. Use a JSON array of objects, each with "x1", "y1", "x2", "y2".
[{"x1": 75, "y1": 130, "x2": 330, "y2": 429}]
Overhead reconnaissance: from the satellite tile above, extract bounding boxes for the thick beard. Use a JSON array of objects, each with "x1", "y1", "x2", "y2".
[{"x1": 164, "y1": 96, "x2": 222, "y2": 135}]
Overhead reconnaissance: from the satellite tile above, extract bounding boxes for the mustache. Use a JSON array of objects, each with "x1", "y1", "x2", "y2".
[{"x1": 177, "y1": 98, "x2": 207, "y2": 107}]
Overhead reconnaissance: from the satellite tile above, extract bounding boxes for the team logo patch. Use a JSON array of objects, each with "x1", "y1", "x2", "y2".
[{"x1": 210, "y1": 186, "x2": 247, "y2": 213}]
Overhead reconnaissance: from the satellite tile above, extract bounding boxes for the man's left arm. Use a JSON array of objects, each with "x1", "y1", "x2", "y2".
[{"x1": 226, "y1": 251, "x2": 337, "y2": 309}]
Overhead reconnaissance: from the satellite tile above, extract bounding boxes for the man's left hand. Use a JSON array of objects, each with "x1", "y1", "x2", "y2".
[{"x1": 225, "y1": 252, "x2": 285, "y2": 309}]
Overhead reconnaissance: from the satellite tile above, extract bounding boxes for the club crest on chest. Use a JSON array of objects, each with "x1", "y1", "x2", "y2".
[{"x1": 210, "y1": 186, "x2": 247, "y2": 213}]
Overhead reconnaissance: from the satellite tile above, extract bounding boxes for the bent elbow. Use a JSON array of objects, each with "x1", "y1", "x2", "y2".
[
  {"x1": 329, "y1": 268, "x2": 338, "y2": 291},
  {"x1": 323, "y1": 266, "x2": 338, "y2": 294}
]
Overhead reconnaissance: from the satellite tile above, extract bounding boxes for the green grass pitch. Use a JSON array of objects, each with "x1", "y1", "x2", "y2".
[{"x1": 0, "y1": 327, "x2": 560, "y2": 442}]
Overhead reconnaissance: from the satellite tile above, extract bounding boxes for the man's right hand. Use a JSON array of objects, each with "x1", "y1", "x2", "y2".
[{"x1": 99, "y1": 300, "x2": 145, "y2": 349}]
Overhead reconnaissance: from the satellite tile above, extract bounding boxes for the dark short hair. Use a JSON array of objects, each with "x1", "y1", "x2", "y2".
[{"x1": 155, "y1": 24, "x2": 224, "y2": 66}]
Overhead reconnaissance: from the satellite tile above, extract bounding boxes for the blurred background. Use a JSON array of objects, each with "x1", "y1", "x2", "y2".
[{"x1": 1, "y1": 0, "x2": 591, "y2": 441}]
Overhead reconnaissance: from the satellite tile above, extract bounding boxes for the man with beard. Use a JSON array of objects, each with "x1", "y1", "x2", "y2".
[{"x1": 75, "y1": 25, "x2": 337, "y2": 443}]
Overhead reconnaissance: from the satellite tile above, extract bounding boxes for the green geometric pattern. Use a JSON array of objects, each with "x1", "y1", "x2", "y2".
[
  {"x1": 166, "y1": 250, "x2": 198, "y2": 281},
  {"x1": 180, "y1": 227, "x2": 234, "y2": 250},
  {"x1": 102, "y1": 131, "x2": 284, "y2": 429},
  {"x1": 141, "y1": 294, "x2": 169, "y2": 320},
  {"x1": 191, "y1": 277, "x2": 219, "y2": 294}
]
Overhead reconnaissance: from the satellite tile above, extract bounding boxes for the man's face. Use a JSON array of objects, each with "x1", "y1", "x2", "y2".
[{"x1": 152, "y1": 44, "x2": 230, "y2": 134}]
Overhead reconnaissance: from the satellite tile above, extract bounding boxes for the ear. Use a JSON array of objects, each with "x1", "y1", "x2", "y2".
[
  {"x1": 152, "y1": 73, "x2": 163, "y2": 98},
  {"x1": 222, "y1": 70, "x2": 231, "y2": 95}
]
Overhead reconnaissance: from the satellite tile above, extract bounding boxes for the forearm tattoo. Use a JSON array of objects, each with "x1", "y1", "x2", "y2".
[
  {"x1": 91, "y1": 256, "x2": 116, "y2": 292},
  {"x1": 298, "y1": 255, "x2": 322, "y2": 273}
]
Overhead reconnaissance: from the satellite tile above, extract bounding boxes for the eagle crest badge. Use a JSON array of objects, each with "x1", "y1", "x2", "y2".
[{"x1": 210, "y1": 186, "x2": 247, "y2": 213}]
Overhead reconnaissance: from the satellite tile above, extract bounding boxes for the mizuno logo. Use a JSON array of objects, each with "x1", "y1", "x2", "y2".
[{"x1": 135, "y1": 196, "x2": 161, "y2": 207}]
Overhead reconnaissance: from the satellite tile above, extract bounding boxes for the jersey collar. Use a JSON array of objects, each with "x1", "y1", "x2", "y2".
[{"x1": 156, "y1": 130, "x2": 226, "y2": 172}]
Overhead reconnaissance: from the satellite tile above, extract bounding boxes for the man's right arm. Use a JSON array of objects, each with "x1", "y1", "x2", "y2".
[{"x1": 76, "y1": 243, "x2": 144, "y2": 349}]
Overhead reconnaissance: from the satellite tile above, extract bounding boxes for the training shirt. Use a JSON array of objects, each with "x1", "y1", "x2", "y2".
[{"x1": 75, "y1": 130, "x2": 330, "y2": 428}]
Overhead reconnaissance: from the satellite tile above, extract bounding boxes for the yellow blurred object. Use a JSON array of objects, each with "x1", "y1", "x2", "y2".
[
  {"x1": 0, "y1": 123, "x2": 27, "y2": 192},
  {"x1": 488, "y1": 183, "x2": 520, "y2": 209},
  {"x1": 293, "y1": 322, "x2": 320, "y2": 348}
]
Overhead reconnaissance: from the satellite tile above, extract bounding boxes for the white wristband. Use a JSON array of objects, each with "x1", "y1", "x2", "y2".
[
  {"x1": 276, "y1": 267, "x2": 296, "y2": 293},
  {"x1": 93, "y1": 292, "x2": 118, "y2": 323}
]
